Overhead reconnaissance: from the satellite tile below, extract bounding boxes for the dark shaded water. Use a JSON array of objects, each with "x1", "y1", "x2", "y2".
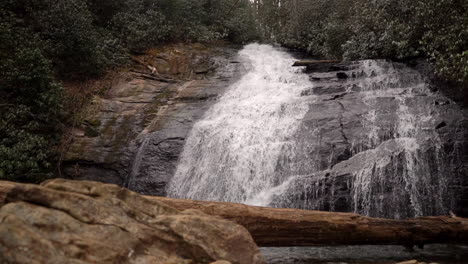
[{"x1": 262, "y1": 245, "x2": 468, "y2": 264}]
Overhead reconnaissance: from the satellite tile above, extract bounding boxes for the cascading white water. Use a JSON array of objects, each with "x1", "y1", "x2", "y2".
[
  {"x1": 165, "y1": 47, "x2": 462, "y2": 219},
  {"x1": 246, "y1": 58, "x2": 460, "y2": 218},
  {"x1": 345, "y1": 60, "x2": 450, "y2": 218},
  {"x1": 167, "y1": 44, "x2": 312, "y2": 204},
  {"x1": 352, "y1": 61, "x2": 446, "y2": 218}
]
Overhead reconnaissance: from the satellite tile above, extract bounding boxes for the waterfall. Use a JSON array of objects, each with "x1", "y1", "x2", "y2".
[
  {"x1": 350, "y1": 60, "x2": 448, "y2": 218},
  {"x1": 126, "y1": 136, "x2": 150, "y2": 188},
  {"x1": 270, "y1": 59, "x2": 461, "y2": 218},
  {"x1": 166, "y1": 45, "x2": 464, "y2": 219},
  {"x1": 167, "y1": 44, "x2": 311, "y2": 204}
]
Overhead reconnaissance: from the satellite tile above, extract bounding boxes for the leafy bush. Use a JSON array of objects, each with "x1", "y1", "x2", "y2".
[
  {"x1": 417, "y1": 0, "x2": 468, "y2": 83},
  {"x1": 343, "y1": 0, "x2": 423, "y2": 60},
  {"x1": 0, "y1": 16, "x2": 65, "y2": 182},
  {"x1": 110, "y1": 7, "x2": 171, "y2": 52},
  {"x1": 0, "y1": 0, "x2": 260, "y2": 182},
  {"x1": 259, "y1": 0, "x2": 350, "y2": 59},
  {"x1": 211, "y1": 0, "x2": 259, "y2": 43},
  {"x1": 256, "y1": 0, "x2": 468, "y2": 84},
  {"x1": 2, "y1": 0, "x2": 112, "y2": 77}
]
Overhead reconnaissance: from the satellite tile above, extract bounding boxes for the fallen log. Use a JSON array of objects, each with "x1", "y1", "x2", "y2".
[
  {"x1": 292, "y1": 60, "x2": 341, "y2": 67},
  {"x1": 152, "y1": 196, "x2": 468, "y2": 247},
  {"x1": 1, "y1": 180, "x2": 466, "y2": 248}
]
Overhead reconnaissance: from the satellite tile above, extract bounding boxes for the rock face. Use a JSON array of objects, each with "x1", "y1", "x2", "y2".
[
  {"x1": 63, "y1": 43, "x2": 468, "y2": 219},
  {"x1": 0, "y1": 179, "x2": 264, "y2": 264},
  {"x1": 273, "y1": 60, "x2": 468, "y2": 218},
  {"x1": 63, "y1": 43, "x2": 244, "y2": 196}
]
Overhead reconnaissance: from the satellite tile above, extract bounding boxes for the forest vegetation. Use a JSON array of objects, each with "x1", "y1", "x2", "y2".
[{"x1": 0, "y1": 0, "x2": 467, "y2": 182}]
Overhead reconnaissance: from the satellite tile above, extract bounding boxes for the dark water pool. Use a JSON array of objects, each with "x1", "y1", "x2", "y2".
[{"x1": 261, "y1": 245, "x2": 468, "y2": 264}]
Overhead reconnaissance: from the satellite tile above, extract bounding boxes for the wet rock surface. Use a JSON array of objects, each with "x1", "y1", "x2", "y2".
[
  {"x1": 63, "y1": 43, "x2": 244, "y2": 195},
  {"x1": 0, "y1": 179, "x2": 264, "y2": 264},
  {"x1": 273, "y1": 60, "x2": 468, "y2": 218},
  {"x1": 64, "y1": 45, "x2": 468, "y2": 219}
]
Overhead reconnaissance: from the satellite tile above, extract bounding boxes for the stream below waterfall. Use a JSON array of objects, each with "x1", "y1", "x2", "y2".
[
  {"x1": 165, "y1": 44, "x2": 468, "y2": 263},
  {"x1": 261, "y1": 245, "x2": 468, "y2": 264}
]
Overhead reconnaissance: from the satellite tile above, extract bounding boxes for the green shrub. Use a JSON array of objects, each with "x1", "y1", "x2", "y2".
[
  {"x1": 34, "y1": 0, "x2": 115, "y2": 77},
  {"x1": 256, "y1": 0, "x2": 467, "y2": 84},
  {"x1": 111, "y1": 8, "x2": 171, "y2": 52},
  {"x1": 0, "y1": 16, "x2": 65, "y2": 182},
  {"x1": 417, "y1": 0, "x2": 468, "y2": 83},
  {"x1": 343, "y1": 0, "x2": 423, "y2": 60},
  {"x1": 0, "y1": 0, "x2": 260, "y2": 183},
  {"x1": 216, "y1": 0, "x2": 259, "y2": 43}
]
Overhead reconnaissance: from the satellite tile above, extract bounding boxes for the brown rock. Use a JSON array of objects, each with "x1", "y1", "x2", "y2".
[
  {"x1": 0, "y1": 179, "x2": 264, "y2": 264},
  {"x1": 62, "y1": 43, "x2": 242, "y2": 197}
]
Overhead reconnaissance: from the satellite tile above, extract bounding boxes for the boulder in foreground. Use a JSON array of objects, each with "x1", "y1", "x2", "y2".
[{"x1": 0, "y1": 179, "x2": 264, "y2": 264}]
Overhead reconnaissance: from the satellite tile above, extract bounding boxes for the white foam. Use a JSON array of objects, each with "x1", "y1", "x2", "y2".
[{"x1": 167, "y1": 44, "x2": 312, "y2": 203}]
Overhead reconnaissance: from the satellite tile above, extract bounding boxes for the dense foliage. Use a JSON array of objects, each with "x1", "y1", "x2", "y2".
[
  {"x1": 0, "y1": 14, "x2": 65, "y2": 181},
  {"x1": 2, "y1": 0, "x2": 258, "y2": 77},
  {"x1": 255, "y1": 0, "x2": 468, "y2": 84},
  {"x1": 1, "y1": 0, "x2": 466, "y2": 182},
  {"x1": 0, "y1": 0, "x2": 258, "y2": 181}
]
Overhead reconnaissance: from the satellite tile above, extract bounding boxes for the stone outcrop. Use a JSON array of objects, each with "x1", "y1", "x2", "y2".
[
  {"x1": 62, "y1": 43, "x2": 243, "y2": 195},
  {"x1": 63, "y1": 44, "x2": 468, "y2": 219},
  {"x1": 0, "y1": 179, "x2": 264, "y2": 264},
  {"x1": 271, "y1": 59, "x2": 468, "y2": 218}
]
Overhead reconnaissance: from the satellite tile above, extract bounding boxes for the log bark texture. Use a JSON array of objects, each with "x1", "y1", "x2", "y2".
[
  {"x1": 152, "y1": 196, "x2": 468, "y2": 247},
  {"x1": 292, "y1": 60, "x2": 341, "y2": 67}
]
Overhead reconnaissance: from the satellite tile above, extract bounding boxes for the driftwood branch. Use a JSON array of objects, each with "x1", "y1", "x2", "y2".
[
  {"x1": 292, "y1": 60, "x2": 342, "y2": 67},
  {"x1": 152, "y1": 196, "x2": 468, "y2": 247}
]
